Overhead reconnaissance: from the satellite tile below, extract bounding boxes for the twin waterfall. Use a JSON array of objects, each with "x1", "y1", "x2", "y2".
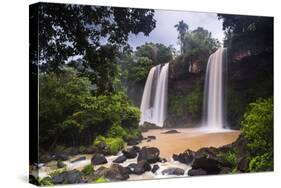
[
  {"x1": 139, "y1": 48, "x2": 227, "y2": 129},
  {"x1": 203, "y1": 48, "x2": 227, "y2": 129},
  {"x1": 139, "y1": 63, "x2": 169, "y2": 127}
]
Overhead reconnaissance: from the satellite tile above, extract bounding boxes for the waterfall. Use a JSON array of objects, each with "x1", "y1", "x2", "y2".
[
  {"x1": 203, "y1": 48, "x2": 227, "y2": 130},
  {"x1": 140, "y1": 63, "x2": 169, "y2": 127}
]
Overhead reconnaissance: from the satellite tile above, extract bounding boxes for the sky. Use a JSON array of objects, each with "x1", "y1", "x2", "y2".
[{"x1": 128, "y1": 9, "x2": 225, "y2": 51}]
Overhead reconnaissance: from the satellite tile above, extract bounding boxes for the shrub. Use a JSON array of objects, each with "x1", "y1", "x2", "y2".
[
  {"x1": 82, "y1": 164, "x2": 94, "y2": 175},
  {"x1": 219, "y1": 150, "x2": 237, "y2": 168},
  {"x1": 241, "y1": 97, "x2": 273, "y2": 172},
  {"x1": 38, "y1": 177, "x2": 53, "y2": 186},
  {"x1": 94, "y1": 136, "x2": 125, "y2": 155},
  {"x1": 94, "y1": 177, "x2": 109, "y2": 183}
]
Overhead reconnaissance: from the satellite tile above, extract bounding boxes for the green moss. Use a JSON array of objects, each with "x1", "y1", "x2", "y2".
[
  {"x1": 38, "y1": 177, "x2": 54, "y2": 186},
  {"x1": 218, "y1": 150, "x2": 237, "y2": 168},
  {"x1": 81, "y1": 164, "x2": 94, "y2": 175},
  {"x1": 49, "y1": 167, "x2": 67, "y2": 177},
  {"x1": 94, "y1": 177, "x2": 109, "y2": 183},
  {"x1": 94, "y1": 136, "x2": 125, "y2": 155}
]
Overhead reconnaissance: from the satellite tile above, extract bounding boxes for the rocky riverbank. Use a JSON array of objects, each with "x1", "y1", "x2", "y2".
[{"x1": 31, "y1": 128, "x2": 242, "y2": 185}]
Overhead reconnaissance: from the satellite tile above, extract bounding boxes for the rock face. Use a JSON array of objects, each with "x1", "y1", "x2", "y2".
[
  {"x1": 137, "y1": 147, "x2": 160, "y2": 163},
  {"x1": 94, "y1": 164, "x2": 129, "y2": 181},
  {"x1": 162, "y1": 130, "x2": 180, "y2": 134},
  {"x1": 122, "y1": 148, "x2": 138, "y2": 159},
  {"x1": 173, "y1": 149, "x2": 195, "y2": 165},
  {"x1": 71, "y1": 156, "x2": 86, "y2": 163},
  {"x1": 91, "y1": 153, "x2": 107, "y2": 165},
  {"x1": 52, "y1": 170, "x2": 84, "y2": 184},
  {"x1": 127, "y1": 160, "x2": 151, "y2": 175},
  {"x1": 237, "y1": 156, "x2": 249, "y2": 172},
  {"x1": 188, "y1": 168, "x2": 207, "y2": 176},
  {"x1": 162, "y1": 168, "x2": 185, "y2": 175},
  {"x1": 113, "y1": 155, "x2": 127, "y2": 163}
]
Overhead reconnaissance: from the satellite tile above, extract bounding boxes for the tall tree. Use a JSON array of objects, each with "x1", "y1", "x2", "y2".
[
  {"x1": 30, "y1": 3, "x2": 156, "y2": 93},
  {"x1": 174, "y1": 20, "x2": 189, "y2": 54}
]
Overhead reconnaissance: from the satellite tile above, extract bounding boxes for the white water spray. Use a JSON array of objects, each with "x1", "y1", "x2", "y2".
[
  {"x1": 140, "y1": 63, "x2": 169, "y2": 127},
  {"x1": 203, "y1": 48, "x2": 227, "y2": 130}
]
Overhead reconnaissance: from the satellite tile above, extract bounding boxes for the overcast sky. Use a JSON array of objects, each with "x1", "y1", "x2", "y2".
[{"x1": 128, "y1": 9, "x2": 224, "y2": 51}]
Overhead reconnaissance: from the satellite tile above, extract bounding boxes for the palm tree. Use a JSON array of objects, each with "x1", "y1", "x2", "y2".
[{"x1": 174, "y1": 20, "x2": 189, "y2": 54}]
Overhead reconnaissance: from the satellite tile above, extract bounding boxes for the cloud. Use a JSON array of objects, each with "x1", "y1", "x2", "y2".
[{"x1": 128, "y1": 9, "x2": 224, "y2": 51}]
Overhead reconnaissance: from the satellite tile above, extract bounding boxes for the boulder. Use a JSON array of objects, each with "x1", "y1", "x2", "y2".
[
  {"x1": 57, "y1": 160, "x2": 66, "y2": 168},
  {"x1": 84, "y1": 147, "x2": 95, "y2": 154},
  {"x1": 147, "y1": 136, "x2": 156, "y2": 140},
  {"x1": 126, "y1": 138, "x2": 140, "y2": 146},
  {"x1": 122, "y1": 148, "x2": 138, "y2": 159},
  {"x1": 151, "y1": 164, "x2": 160, "y2": 173},
  {"x1": 127, "y1": 160, "x2": 151, "y2": 175},
  {"x1": 91, "y1": 153, "x2": 107, "y2": 165},
  {"x1": 137, "y1": 147, "x2": 160, "y2": 163},
  {"x1": 52, "y1": 170, "x2": 84, "y2": 184},
  {"x1": 173, "y1": 149, "x2": 195, "y2": 165},
  {"x1": 219, "y1": 167, "x2": 232, "y2": 174},
  {"x1": 162, "y1": 168, "x2": 185, "y2": 175},
  {"x1": 54, "y1": 154, "x2": 69, "y2": 161},
  {"x1": 188, "y1": 168, "x2": 207, "y2": 176},
  {"x1": 191, "y1": 153, "x2": 222, "y2": 174},
  {"x1": 71, "y1": 156, "x2": 86, "y2": 163},
  {"x1": 113, "y1": 155, "x2": 127, "y2": 163},
  {"x1": 161, "y1": 129, "x2": 180, "y2": 134},
  {"x1": 94, "y1": 164, "x2": 129, "y2": 181}
]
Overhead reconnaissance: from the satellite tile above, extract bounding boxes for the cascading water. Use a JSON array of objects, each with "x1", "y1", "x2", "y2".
[
  {"x1": 140, "y1": 63, "x2": 169, "y2": 127},
  {"x1": 203, "y1": 48, "x2": 227, "y2": 130}
]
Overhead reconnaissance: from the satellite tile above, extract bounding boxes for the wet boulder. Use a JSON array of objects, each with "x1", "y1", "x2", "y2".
[
  {"x1": 122, "y1": 147, "x2": 138, "y2": 159},
  {"x1": 71, "y1": 156, "x2": 86, "y2": 163},
  {"x1": 188, "y1": 168, "x2": 207, "y2": 176},
  {"x1": 52, "y1": 170, "x2": 84, "y2": 184},
  {"x1": 137, "y1": 147, "x2": 160, "y2": 163},
  {"x1": 162, "y1": 129, "x2": 180, "y2": 134},
  {"x1": 162, "y1": 168, "x2": 185, "y2": 175},
  {"x1": 94, "y1": 164, "x2": 130, "y2": 181},
  {"x1": 113, "y1": 155, "x2": 127, "y2": 163},
  {"x1": 91, "y1": 153, "x2": 107, "y2": 165},
  {"x1": 151, "y1": 164, "x2": 160, "y2": 173},
  {"x1": 127, "y1": 160, "x2": 151, "y2": 175},
  {"x1": 173, "y1": 149, "x2": 195, "y2": 165}
]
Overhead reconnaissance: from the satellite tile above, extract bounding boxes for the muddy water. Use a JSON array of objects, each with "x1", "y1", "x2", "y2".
[{"x1": 139, "y1": 128, "x2": 240, "y2": 160}]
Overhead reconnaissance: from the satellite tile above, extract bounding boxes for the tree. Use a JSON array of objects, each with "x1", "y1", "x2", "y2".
[
  {"x1": 30, "y1": 3, "x2": 156, "y2": 93},
  {"x1": 174, "y1": 20, "x2": 189, "y2": 54}
]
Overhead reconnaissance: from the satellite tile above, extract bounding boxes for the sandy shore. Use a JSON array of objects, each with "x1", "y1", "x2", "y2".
[{"x1": 138, "y1": 128, "x2": 240, "y2": 160}]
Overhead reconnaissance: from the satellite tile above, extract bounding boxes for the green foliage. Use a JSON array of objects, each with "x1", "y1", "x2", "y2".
[
  {"x1": 38, "y1": 177, "x2": 54, "y2": 186},
  {"x1": 94, "y1": 136, "x2": 125, "y2": 155},
  {"x1": 126, "y1": 57, "x2": 153, "y2": 83},
  {"x1": 168, "y1": 87, "x2": 202, "y2": 121},
  {"x1": 39, "y1": 68, "x2": 140, "y2": 152},
  {"x1": 94, "y1": 177, "x2": 109, "y2": 183},
  {"x1": 241, "y1": 97, "x2": 273, "y2": 172},
  {"x1": 219, "y1": 150, "x2": 237, "y2": 168},
  {"x1": 82, "y1": 164, "x2": 94, "y2": 175},
  {"x1": 249, "y1": 152, "x2": 273, "y2": 172},
  {"x1": 49, "y1": 168, "x2": 68, "y2": 177},
  {"x1": 174, "y1": 20, "x2": 189, "y2": 54}
]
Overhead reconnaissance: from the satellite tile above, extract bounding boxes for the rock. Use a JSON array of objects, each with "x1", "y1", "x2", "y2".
[
  {"x1": 160, "y1": 158, "x2": 167, "y2": 163},
  {"x1": 94, "y1": 164, "x2": 129, "y2": 181},
  {"x1": 191, "y1": 153, "x2": 222, "y2": 174},
  {"x1": 188, "y1": 168, "x2": 207, "y2": 176},
  {"x1": 147, "y1": 139, "x2": 151, "y2": 142},
  {"x1": 122, "y1": 148, "x2": 138, "y2": 159},
  {"x1": 84, "y1": 147, "x2": 95, "y2": 154},
  {"x1": 54, "y1": 154, "x2": 69, "y2": 161},
  {"x1": 161, "y1": 129, "x2": 180, "y2": 134},
  {"x1": 132, "y1": 146, "x2": 141, "y2": 153},
  {"x1": 147, "y1": 136, "x2": 156, "y2": 140},
  {"x1": 237, "y1": 156, "x2": 249, "y2": 172},
  {"x1": 138, "y1": 147, "x2": 160, "y2": 163},
  {"x1": 57, "y1": 160, "x2": 66, "y2": 168},
  {"x1": 140, "y1": 122, "x2": 160, "y2": 132},
  {"x1": 113, "y1": 155, "x2": 127, "y2": 163},
  {"x1": 162, "y1": 168, "x2": 185, "y2": 175},
  {"x1": 91, "y1": 153, "x2": 107, "y2": 165},
  {"x1": 63, "y1": 147, "x2": 79, "y2": 156},
  {"x1": 126, "y1": 138, "x2": 140, "y2": 146},
  {"x1": 52, "y1": 170, "x2": 84, "y2": 184},
  {"x1": 71, "y1": 156, "x2": 86, "y2": 163},
  {"x1": 173, "y1": 149, "x2": 195, "y2": 165},
  {"x1": 219, "y1": 167, "x2": 232, "y2": 174},
  {"x1": 127, "y1": 160, "x2": 151, "y2": 175},
  {"x1": 151, "y1": 164, "x2": 160, "y2": 173}
]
